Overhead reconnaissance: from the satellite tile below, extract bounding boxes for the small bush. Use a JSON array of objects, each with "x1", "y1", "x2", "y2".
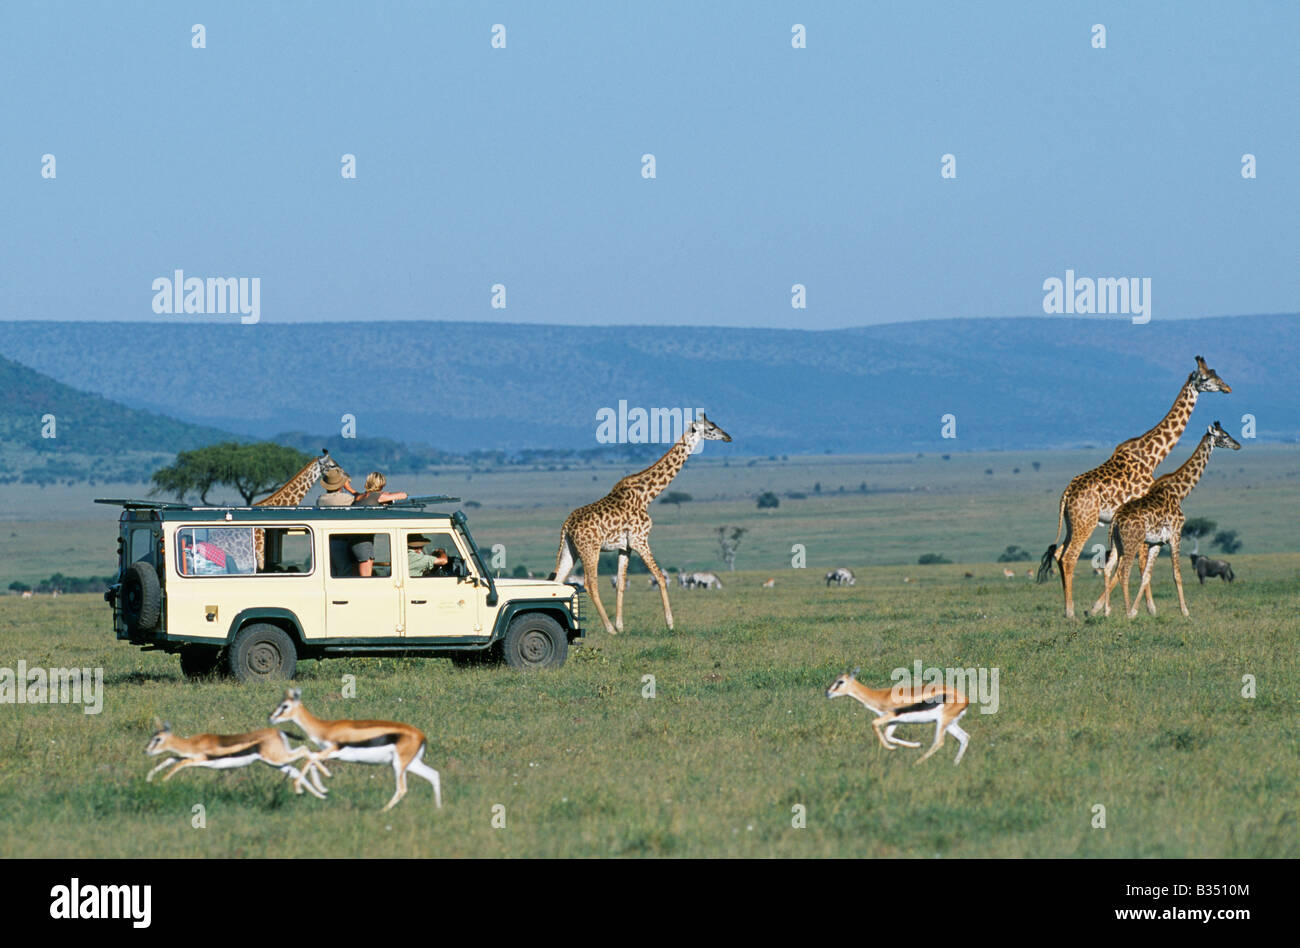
[{"x1": 918, "y1": 553, "x2": 951, "y2": 565}]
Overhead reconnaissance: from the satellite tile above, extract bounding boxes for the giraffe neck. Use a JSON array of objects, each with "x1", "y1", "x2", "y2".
[
  {"x1": 622, "y1": 432, "x2": 700, "y2": 503},
  {"x1": 1131, "y1": 374, "x2": 1198, "y2": 471},
  {"x1": 1156, "y1": 433, "x2": 1216, "y2": 500},
  {"x1": 256, "y1": 459, "x2": 321, "y2": 507}
]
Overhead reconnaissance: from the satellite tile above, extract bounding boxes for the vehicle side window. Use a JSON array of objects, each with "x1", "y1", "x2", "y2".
[
  {"x1": 262, "y1": 527, "x2": 313, "y2": 574},
  {"x1": 175, "y1": 527, "x2": 257, "y2": 576},
  {"x1": 405, "y1": 532, "x2": 463, "y2": 579},
  {"x1": 329, "y1": 533, "x2": 392, "y2": 578}
]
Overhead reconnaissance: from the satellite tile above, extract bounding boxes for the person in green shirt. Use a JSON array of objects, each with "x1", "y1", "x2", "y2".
[{"x1": 407, "y1": 534, "x2": 452, "y2": 577}]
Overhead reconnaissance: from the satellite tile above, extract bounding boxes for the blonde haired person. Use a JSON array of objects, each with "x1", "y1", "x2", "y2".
[{"x1": 352, "y1": 472, "x2": 408, "y2": 506}]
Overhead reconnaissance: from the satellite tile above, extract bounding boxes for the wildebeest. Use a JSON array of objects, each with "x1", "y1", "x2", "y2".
[
  {"x1": 826, "y1": 567, "x2": 855, "y2": 586},
  {"x1": 1190, "y1": 553, "x2": 1234, "y2": 584}
]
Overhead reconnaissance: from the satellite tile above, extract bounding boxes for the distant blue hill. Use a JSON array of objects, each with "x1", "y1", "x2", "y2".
[{"x1": 1, "y1": 314, "x2": 1295, "y2": 454}]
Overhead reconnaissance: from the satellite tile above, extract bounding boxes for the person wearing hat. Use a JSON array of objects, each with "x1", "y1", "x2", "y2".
[
  {"x1": 407, "y1": 534, "x2": 452, "y2": 577},
  {"x1": 317, "y1": 467, "x2": 360, "y2": 507}
]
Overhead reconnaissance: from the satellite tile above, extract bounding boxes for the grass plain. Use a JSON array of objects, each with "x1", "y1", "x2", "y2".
[{"x1": 0, "y1": 446, "x2": 1296, "y2": 857}]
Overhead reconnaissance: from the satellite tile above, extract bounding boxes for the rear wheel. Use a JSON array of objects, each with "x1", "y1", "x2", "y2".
[
  {"x1": 179, "y1": 646, "x2": 224, "y2": 679},
  {"x1": 501, "y1": 614, "x2": 567, "y2": 670},
  {"x1": 227, "y1": 623, "x2": 297, "y2": 682}
]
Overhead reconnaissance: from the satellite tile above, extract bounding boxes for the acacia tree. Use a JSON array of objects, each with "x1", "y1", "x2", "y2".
[
  {"x1": 151, "y1": 442, "x2": 313, "y2": 505},
  {"x1": 716, "y1": 526, "x2": 748, "y2": 571},
  {"x1": 1213, "y1": 529, "x2": 1242, "y2": 554}
]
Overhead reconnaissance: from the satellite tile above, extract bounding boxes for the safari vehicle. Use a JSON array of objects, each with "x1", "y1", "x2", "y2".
[{"x1": 98, "y1": 497, "x2": 583, "y2": 681}]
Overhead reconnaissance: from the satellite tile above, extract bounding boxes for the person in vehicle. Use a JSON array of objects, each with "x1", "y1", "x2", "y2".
[
  {"x1": 407, "y1": 535, "x2": 452, "y2": 577},
  {"x1": 317, "y1": 467, "x2": 360, "y2": 507},
  {"x1": 352, "y1": 472, "x2": 408, "y2": 506}
]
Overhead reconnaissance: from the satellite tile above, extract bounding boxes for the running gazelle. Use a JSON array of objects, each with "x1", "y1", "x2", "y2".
[
  {"x1": 825, "y1": 667, "x2": 971, "y2": 764},
  {"x1": 269, "y1": 689, "x2": 441, "y2": 811},
  {"x1": 145, "y1": 721, "x2": 331, "y2": 798}
]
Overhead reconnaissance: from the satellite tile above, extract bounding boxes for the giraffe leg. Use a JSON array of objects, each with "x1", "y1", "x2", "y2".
[
  {"x1": 614, "y1": 550, "x2": 628, "y2": 633},
  {"x1": 1119, "y1": 540, "x2": 1139, "y2": 618},
  {"x1": 1169, "y1": 532, "x2": 1189, "y2": 617},
  {"x1": 1091, "y1": 545, "x2": 1122, "y2": 617},
  {"x1": 578, "y1": 546, "x2": 616, "y2": 635},
  {"x1": 1131, "y1": 544, "x2": 1160, "y2": 617},
  {"x1": 1059, "y1": 503, "x2": 1097, "y2": 619},
  {"x1": 629, "y1": 537, "x2": 673, "y2": 631}
]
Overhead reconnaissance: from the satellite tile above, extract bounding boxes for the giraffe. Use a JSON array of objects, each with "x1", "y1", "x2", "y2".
[
  {"x1": 550, "y1": 414, "x2": 731, "y2": 634},
  {"x1": 1091, "y1": 422, "x2": 1241, "y2": 618},
  {"x1": 1035, "y1": 356, "x2": 1230, "y2": 618},
  {"x1": 251, "y1": 449, "x2": 339, "y2": 570}
]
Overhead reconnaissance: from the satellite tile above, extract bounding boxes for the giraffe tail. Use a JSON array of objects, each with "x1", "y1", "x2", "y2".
[{"x1": 1036, "y1": 492, "x2": 1069, "y2": 583}]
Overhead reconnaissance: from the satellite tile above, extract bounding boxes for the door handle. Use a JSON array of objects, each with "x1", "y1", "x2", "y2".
[
  {"x1": 331, "y1": 600, "x2": 348, "y2": 605},
  {"x1": 410, "y1": 599, "x2": 427, "y2": 605}
]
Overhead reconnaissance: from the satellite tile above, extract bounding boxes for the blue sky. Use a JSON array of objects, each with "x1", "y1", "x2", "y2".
[{"x1": 1, "y1": 1, "x2": 1296, "y2": 328}]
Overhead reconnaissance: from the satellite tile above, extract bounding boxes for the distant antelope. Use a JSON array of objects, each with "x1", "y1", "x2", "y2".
[
  {"x1": 1025, "y1": 570, "x2": 1034, "y2": 579},
  {"x1": 1002, "y1": 568, "x2": 1016, "y2": 579},
  {"x1": 20, "y1": 590, "x2": 32, "y2": 599},
  {"x1": 826, "y1": 567, "x2": 855, "y2": 587},
  {"x1": 145, "y1": 722, "x2": 330, "y2": 798},
  {"x1": 270, "y1": 689, "x2": 441, "y2": 811},
  {"x1": 762, "y1": 577, "x2": 776, "y2": 588},
  {"x1": 825, "y1": 668, "x2": 970, "y2": 764}
]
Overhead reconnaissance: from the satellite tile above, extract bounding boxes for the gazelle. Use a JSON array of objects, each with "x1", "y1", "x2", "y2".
[
  {"x1": 1002, "y1": 568, "x2": 1016, "y2": 579},
  {"x1": 825, "y1": 667, "x2": 971, "y2": 764},
  {"x1": 762, "y1": 577, "x2": 776, "y2": 588},
  {"x1": 145, "y1": 722, "x2": 331, "y2": 798},
  {"x1": 269, "y1": 689, "x2": 442, "y2": 811}
]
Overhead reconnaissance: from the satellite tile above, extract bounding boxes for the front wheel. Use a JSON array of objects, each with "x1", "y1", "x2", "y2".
[
  {"x1": 227, "y1": 623, "x2": 297, "y2": 682},
  {"x1": 501, "y1": 614, "x2": 568, "y2": 670}
]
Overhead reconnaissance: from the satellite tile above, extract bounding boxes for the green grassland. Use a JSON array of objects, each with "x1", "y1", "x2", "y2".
[
  {"x1": 0, "y1": 556, "x2": 1296, "y2": 858},
  {"x1": 0, "y1": 447, "x2": 1296, "y2": 857}
]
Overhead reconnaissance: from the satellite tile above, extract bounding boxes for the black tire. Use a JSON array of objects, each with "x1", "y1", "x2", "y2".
[
  {"x1": 501, "y1": 613, "x2": 567, "y2": 670},
  {"x1": 121, "y1": 561, "x2": 161, "y2": 634},
  {"x1": 227, "y1": 623, "x2": 297, "y2": 683},
  {"x1": 179, "y1": 646, "x2": 224, "y2": 679}
]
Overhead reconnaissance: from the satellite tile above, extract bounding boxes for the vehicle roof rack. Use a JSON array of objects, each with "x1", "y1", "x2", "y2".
[{"x1": 95, "y1": 496, "x2": 463, "y2": 510}]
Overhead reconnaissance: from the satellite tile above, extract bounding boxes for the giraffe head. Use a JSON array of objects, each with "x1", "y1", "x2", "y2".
[
  {"x1": 687, "y1": 413, "x2": 731, "y2": 444},
  {"x1": 1191, "y1": 356, "x2": 1231, "y2": 394},
  {"x1": 1207, "y1": 420, "x2": 1241, "y2": 451}
]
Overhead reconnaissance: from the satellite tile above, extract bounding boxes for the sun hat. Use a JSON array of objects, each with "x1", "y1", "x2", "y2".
[{"x1": 322, "y1": 468, "x2": 349, "y2": 491}]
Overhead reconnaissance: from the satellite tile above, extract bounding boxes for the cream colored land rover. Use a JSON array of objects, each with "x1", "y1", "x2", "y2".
[{"x1": 100, "y1": 498, "x2": 583, "y2": 681}]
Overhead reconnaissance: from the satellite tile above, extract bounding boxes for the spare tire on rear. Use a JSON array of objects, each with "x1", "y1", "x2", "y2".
[{"x1": 122, "y1": 561, "x2": 161, "y2": 634}]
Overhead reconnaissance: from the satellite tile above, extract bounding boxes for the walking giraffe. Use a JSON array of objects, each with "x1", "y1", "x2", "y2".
[
  {"x1": 1035, "y1": 356, "x2": 1231, "y2": 617},
  {"x1": 1091, "y1": 422, "x2": 1241, "y2": 619},
  {"x1": 252, "y1": 449, "x2": 340, "y2": 570},
  {"x1": 550, "y1": 414, "x2": 731, "y2": 634}
]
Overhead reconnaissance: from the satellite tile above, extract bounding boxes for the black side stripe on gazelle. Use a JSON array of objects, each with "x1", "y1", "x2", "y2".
[
  {"x1": 895, "y1": 697, "x2": 948, "y2": 714},
  {"x1": 346, "y1": 734, "x2": 401, "y2": 749}
]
